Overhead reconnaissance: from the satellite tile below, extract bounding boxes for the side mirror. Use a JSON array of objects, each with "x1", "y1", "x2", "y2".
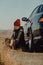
[{"x1": 22, "y1": 17, "x2": 29, "y2": 22}]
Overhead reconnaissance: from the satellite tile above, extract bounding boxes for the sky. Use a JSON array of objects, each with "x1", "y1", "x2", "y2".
[{"x1": 0, "y1": 0, "x2": 43, "y2": 30}]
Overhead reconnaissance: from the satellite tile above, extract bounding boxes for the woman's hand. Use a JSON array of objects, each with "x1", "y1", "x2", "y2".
[{"x1": 10, "y1": 39, "x2": 14, "y2": 47}]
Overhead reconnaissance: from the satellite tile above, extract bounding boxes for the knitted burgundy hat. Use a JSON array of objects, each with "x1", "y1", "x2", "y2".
[{"x1": 14, "y1": 19, "x2": 20, "y2": 26}]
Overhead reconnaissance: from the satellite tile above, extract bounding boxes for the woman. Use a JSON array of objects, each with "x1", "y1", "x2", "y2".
[{"x1": 10, "y1": 19, "x2": 25, "y2": 50}]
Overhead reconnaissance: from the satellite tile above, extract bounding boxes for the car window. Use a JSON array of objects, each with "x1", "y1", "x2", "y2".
[
  {"x1": 30, "y1": 6, "x2": 39, "y2": 18},
  {"x1": 37, "y1": 5, "x2": 43, "y2": 13}
]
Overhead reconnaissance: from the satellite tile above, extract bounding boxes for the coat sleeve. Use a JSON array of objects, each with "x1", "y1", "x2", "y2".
[
  {"x1": 15, "y1": 29, "x2": 23, "y2": 44},
  {"x1": 11, "y1": 32, "x2": 15, "y2": 39}
]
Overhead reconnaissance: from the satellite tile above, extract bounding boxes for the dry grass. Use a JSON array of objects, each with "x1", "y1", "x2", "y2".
[{"x1": 0, "y1": 30, "x2": 43, "y2": 65}]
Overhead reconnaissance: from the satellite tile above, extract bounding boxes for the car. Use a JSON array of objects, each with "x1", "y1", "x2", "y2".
[{"x1": 22, "y1": 4, "x2": 43, "y2": 52}]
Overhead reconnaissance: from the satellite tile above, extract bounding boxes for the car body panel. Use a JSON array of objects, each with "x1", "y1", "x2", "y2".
[{"x1": 29, "y1": 4, "x2": 43, "y2": 38}]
